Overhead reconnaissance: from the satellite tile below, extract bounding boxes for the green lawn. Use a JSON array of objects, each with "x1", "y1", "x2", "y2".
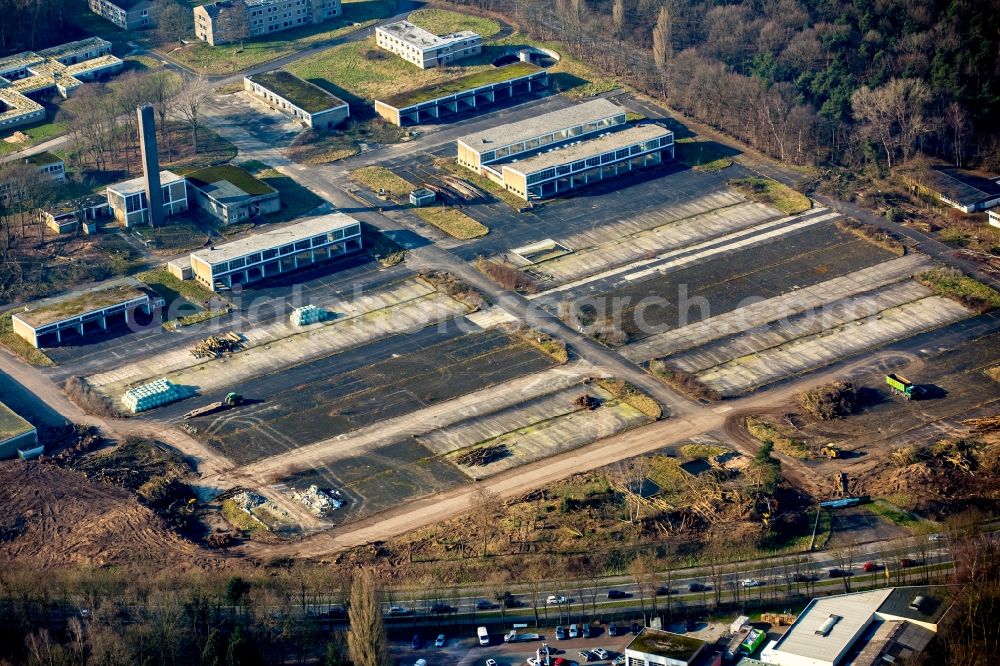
[
  {"x1": 0, "y1": 117, "x2": 69, "y2": 156},
  {"x1": 413, "y1": 205, "x2": 488, "y2": 239},
  {"x1": 350, "y1": 166, "x2": 413, "y2": 198},
  {"x1": 136, "y1": 266, "x2": 216, "y2": 307},
  {"x1": 165, "y1": 0, "x2": 394, "y2": 74},
  {"x1": 730, "y1": 177, "x2": 811, "y2": 215},
  {"x1": 406, "y1": 9, "x2": 501, "y2": 39}
]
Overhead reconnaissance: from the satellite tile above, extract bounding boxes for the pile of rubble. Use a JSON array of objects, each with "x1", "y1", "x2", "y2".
[
  {"x1": 191, "y1": 332, "x2": 243, "y2": 358},
  {"x1": 288, "y1": 485, "x2": 344, "y2": 517}
]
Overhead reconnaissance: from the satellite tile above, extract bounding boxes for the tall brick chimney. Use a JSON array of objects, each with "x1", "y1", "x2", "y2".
[{"x1": 137, "y1": 104, "x2": 163, "y2": 227}]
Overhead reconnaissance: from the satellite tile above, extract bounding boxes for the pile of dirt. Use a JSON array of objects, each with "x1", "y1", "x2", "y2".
[{"x1": 0, "y1": 461, "x2": 216, "y2": 570}]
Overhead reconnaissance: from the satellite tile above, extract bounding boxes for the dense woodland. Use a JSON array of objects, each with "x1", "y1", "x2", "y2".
[{"x1": 448, "y1": 0, "x2": 999, "y2": 172}]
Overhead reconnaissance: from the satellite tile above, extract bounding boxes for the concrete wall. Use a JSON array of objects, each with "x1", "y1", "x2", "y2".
[
  {"x1": 309, "y1": 104, "x2": 350, "y2": 129},
  {"x1": 11, "y1": 316, "x2": 38, "y2": 348},
  {"x1": 0, "y1": 429, "x2": 38, "y2": 460}
]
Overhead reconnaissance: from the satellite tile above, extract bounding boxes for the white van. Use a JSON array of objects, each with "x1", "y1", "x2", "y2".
[{"x1": 477, "y1": 626, "x2": 490, "y2": 646}]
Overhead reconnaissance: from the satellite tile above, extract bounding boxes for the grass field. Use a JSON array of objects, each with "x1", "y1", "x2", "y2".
[
  {"x1": 350, "y1": 166, "x2": 413, "y2": 198},
  {"x1": 164, "y1": 0, "x2": 394, "y2": 74},
  {"x1": 135, "y1": 267, "x2": 217, "y2": 309},
  {"x1": 413, "y1": 205, "x2": 488, "y2": 239},
  {"x1": 287, "y1": 119, "x2": 409, "y2": 165},
  {"x1": 0, "y1": 116, "x2": 68, "y2": 156},
  {"x1": 917, "y1": 268, "x2": 1000, "y2": 313},
  {"x1": 239, "y1": 160, "x2": 327, "y2": 222},
  {"x1": 730, "y1": 177, "x2": 811, "y2": 215},
  {"x1": 406, "y1": 8, "x2": 501, "y2": 38}
]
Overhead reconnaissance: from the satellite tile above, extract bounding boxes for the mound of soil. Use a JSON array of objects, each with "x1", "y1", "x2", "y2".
[{"x1": 0, "y1": 461, "x2": 214, "y2": 569}]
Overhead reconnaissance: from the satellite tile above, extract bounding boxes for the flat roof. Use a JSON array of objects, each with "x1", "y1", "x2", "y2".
[
  {"x1": 626, "y1": 629, "x2": 705, "y2": 661},
  {"x1": 13, "y1": 278, "x2": 150, "y2": 329},
  {"x1": 503, "y1": 124, "x2": 671, "y2": 175},
  {"x1": 382, "y1": 61, "x2": 543, "y2": 108},
  {"x1": 876, "y1": 585, "x2": 955, "y2": 625},
  {"x1": 768, "y1": 589, "x2": 892, "y2": 661},
  {"x1": 377, "y1": 20, "x2": 478, "y2": 50},
  {"x1": 457, "y1": 98, "x2": 624, "y2": 152},
  {"x1": 21, "y1": 151, "x2": 62, "y2": 167},
  {"x1": 37, "y1": 37, "x2": 111, "y2": 60},
  {"x1": 918, "y1": 167, "x2": 1000, "y2": 205},
  {"x1": 186, "y1": 164, "x2": 276, "y2": 197},
  {"x1": 190, "y1": 212, "x2": 361, "y2": 265},
  {"x1": 247, "y1": 70, "x2": 347, "y2": 114},
  {"x1": 0, "y1": 402, "x2": 34, "y2": 442},
  {"x1": 108, "y1": 170, "x2": 184, "y2": 196}
]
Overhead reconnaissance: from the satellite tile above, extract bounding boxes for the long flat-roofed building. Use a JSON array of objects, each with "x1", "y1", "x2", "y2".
[
  {"x1": 457, "y1": 98, "x2": 626, "y2": 173},
  {"x1": 189, "y1": 213, "x2": 362, "y2": 291},
  {"x1": 11, "y1": 278, "x2": 163, "y2": 348},
  {"x1": 375, "y1": 62, "x2": 546, "y2": 126},
  {"x1": 244, "y1": 70, "x2": 350, "y2": 129},
  {"x1": 375, "y1": 20, "x2": 481, "y2": 69},
  {"x1": 498, "y1": 123, "x2": 674, "y2": 200},
  {"x1": 186, "y1": 164, "x2": 280, "y2": 224}
]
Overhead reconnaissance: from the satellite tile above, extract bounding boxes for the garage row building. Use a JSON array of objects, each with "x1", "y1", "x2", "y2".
[
  {"x1": 375, "y1": 20, "x2": 481, "y2": 69},
  {"x1": 0, "y1": 37, "x2": 123, "y2": 130},
  {"x1": 188, "y1": 213, "x2": 362, "y2": 291},
  {"x1": 457, "y1": 98, "x2": 674, "y2": 200},
  {"x1": 374, "y1": 61, "x2": 546, "y2": 126},
  {"x1": 11, "y1": 278, "x2": 163, "y2": 348},
  {"x1": 244, "y1": 70, "x2": 350, "y2": 129}
]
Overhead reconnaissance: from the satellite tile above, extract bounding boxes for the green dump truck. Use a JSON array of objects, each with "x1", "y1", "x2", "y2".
[{"x1": 886, "y1": 373, "x2": 919, "y2": 400}]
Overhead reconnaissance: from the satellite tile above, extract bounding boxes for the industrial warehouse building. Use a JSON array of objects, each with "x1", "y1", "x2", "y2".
[
  {"x1": 0, "y1": 402, "x2": 37, "y2": 460},
  {"x1": 188, "y1": 213, "x2": 362, "y2": 291},
  {"x1": 757, "y1": 586, "x2": 956, "y2": 666},
  {"x1": 457, "y1": 99, "x2": 673, "y2": 200},
  {"x1": 374, "y1": 62, "x2": 547, "y2": 126},
  {"x1": 624, "y1": 629, "x2": 717, "y2": 666},
  {"x1": 11, "y1": 278, "x2": 163, "y2": 348},
  {"x1": 195, "y1": 0, "x2": 342, "y2": 46},
  {"x1": 0, "y1": 37, "x2": 123, "y2": 129},
  {"x1": 186, "y1": 164, "x2": 280, "y2": 224},
  {"x1": 106, "y1": 170, "x2": 188, "y2": 227},
  {"x1": 375, "y1": 21, "x2": 481, "y2": 69},
  {"x1": 244, "y1": 70, "x2": 350, "y2": 129},
  {"x1": 908, "y1": 166, "x2": 1000, "y2": 213}
]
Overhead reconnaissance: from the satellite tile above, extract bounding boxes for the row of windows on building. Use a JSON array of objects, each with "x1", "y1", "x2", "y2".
[
  {"x1": 480, "y1": 115, "x2": 627, "y2": 163},
  {"x1": 207, "y1": 225, "x2": 360, "y2": 275},
  {"x1": 522, "y1": 136, "x2": 672, "y2": 185}
]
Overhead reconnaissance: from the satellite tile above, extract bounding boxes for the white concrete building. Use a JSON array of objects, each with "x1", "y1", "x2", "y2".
[
  {"x1": 375, "y1": 20, "x2": 481, "y2": 69},
  {"x1": 11, "y1": 278, "x2": 162, "y2": 348},
  {"x1": 244, "y1": 70, "x2": 349, "y2": 129},
  {"x1": 189, "y1": 213, "x2": 362, "y2": 291},
  {"x1": 988, "y1": 209, "x2": 999, "y2": 229},
  {"x1": 106, "y1": 170, "x2": 188, "y2": 227}
]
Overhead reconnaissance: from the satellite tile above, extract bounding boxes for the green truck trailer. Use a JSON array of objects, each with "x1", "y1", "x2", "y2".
[{"x1": 886, "y1": 373, "x2": 919, "y2": 399}]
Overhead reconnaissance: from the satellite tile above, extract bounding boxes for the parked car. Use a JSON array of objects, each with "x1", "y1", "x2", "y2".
[
  {"x1": 547, "y1": 594, "x2": 568, "y2": 605},
  {"x1": 411, "y1": 634, "x2": 421, "y2": 649},
  {"x1": 791, "y1": 572, "x2": 813, "y2": 583},
  {"x1": 900, "y1": 558, "x2": 918, "y2": 568},
  {"x1": 592, "y1": 648, "x2": 609, "y2": 659},
  {"x1": 503, "y1": 592, "x2": 525, "y2": 608},
  {"x1": 526, "y1": 659, "x2": 540, "y2": 666},
  {"x1": 579, "y1": 650, "x2": 593, "y2": 662},
  {"x1": 741, "y1": 579, "x2": 761, "y2": 588},
  {"x1": 434, "y1": 633, "x2": 446, "y2": 647},
  {"x1": 608, "y1": 622, "x2": 619, "y2": 636},
  {"x1": 607, "y1": 589, "x2": 631, "y2": 599},
  {"x1": 688, "y1": 582, "x2": 709, "y2": 592},
  {"x1": 828, "y1": 568, "x2": 851, "y2": 578},
  {"x1": 555, "y1": 625, "x2": 567, "y2": 640},
  {"x1": 630, "y1": 622, "x2": 642, "y2": 635},
  {"x1": 429, "y1": 603, "x2": 454, "y2": 614},
  {"x1": 613, "y1": 657, "x2": 626, "y2": 666},
  {"x1": 569, "y1": 624, "x2": 579, "y2": 638},
  {"x1": 387, "y1": 606, "x2": 411, "y2": 616},
  {"x1": 582, "y1": 623, "x2": 592, "y2": 638},
  {"x1": 863, "y1": 562, "x2": 880, "y2": 572},
  {"x1": 553, "y1": 658, "x2": 568, "y2": 666},
  {"x1": 655, "y1": 586, "x2": 676, "y2": 596},
  {"x1": 476, "y1": 599, "x2": 497, "y2": 610}
]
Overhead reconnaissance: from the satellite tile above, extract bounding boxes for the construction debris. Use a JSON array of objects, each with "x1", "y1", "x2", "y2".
[
  {"x1": 455, "y1": 443, "x2": 510, "y2": 467},
  {"x1": 288, "y1": 485, "x2": 344, "y2": 517},
  {"x1": 574, "y1": 394, "x2": 601, "y2": 410},
  {"x1": 191, "y1": 332, "x2": 243, "y2": 358}
]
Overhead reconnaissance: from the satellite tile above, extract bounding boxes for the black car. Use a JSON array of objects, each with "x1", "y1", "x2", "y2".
[
  {"x1": 655, "y1": 586, "x2": 676, "y2": 596},
  {"x1": 411, "y1": 634, "x2": 421, "y2": 649},
  {"x1": 630, "y1": 623, "x2": 642, "y2": 635},
  {"x1": 429, "y1": 603, "x2": 454, "y2": 614},
  {"x1": 607, "y1": 589, "x2": 631, "y2": 599},
  {"x1": 791, "y1": 572, "x2": 813, "y2": 583},
  {"x1": 688, "y1": 582, "x2": 709, "y2": 592},
  {"x1": 608, "y1": 622, "x2": 619, "y2": 637},
  {"x1": 502, "y1": 592, "x2": 525, "y2": 609},
  {"x1": 828, "y1": 568, "x2": 852, "y2": 578},
  {"x1": 476, "y1": 599, "x2": 497, "y2": 610}
]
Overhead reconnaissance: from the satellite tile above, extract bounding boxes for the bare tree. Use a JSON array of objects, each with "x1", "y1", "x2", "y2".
[
  {"x1": 652, "y1": 5, "x2": 672, "y2": 74},
  {"x1": 346, "y1": 568, "x2": 391, "y2": 666},
  {"x1": 944, "y1": 101, "x2": 969, "y2": 167},
  {"x1": 470, "y1": 484, "x2": 500, "y2": 557},
  {"x1": 174, "y1": 75, "x2": 213, "y2": 154}
]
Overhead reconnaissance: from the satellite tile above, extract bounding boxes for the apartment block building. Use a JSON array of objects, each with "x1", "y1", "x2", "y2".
[
  {"x1": 194, "y1": 0, "x2": 341, "y2": 46},
  {"x1": 375, "y1": 20, "x2": 481, "y2": 69},
  {"x1": 88, "y1": 0, "x2": 155, "y2": 30}
]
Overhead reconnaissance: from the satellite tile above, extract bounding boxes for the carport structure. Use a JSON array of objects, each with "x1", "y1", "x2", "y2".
[
  {"x1": 375, "y1": 62, "x2": 547, "y2": 126},
  {"x1": 11, "y1": 278, "x2": 162, "y2": 348}
]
